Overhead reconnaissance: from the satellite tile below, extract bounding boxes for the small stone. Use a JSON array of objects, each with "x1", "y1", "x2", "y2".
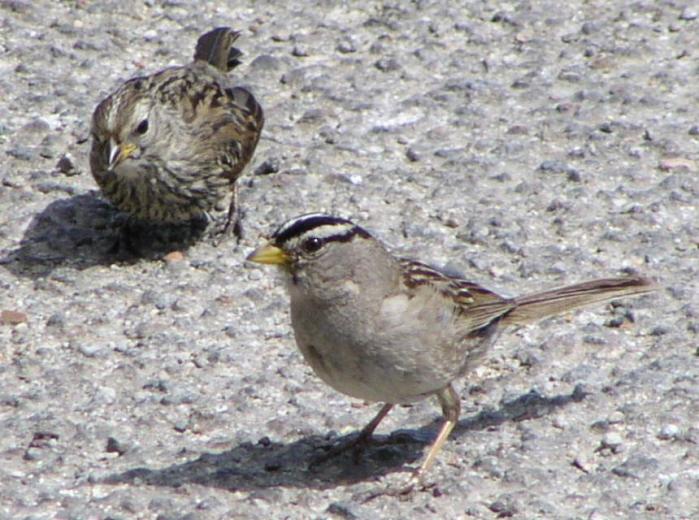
[
  {"x1": 25, "y1": 431, "x2": 59, "y2": 459},
  {"x1": 77, "y1": 343, "x2": 105, "y2": 358},
  {"x1": 507, "y1": 125, "x2": 529, "y2": 135},
  {"x1": 679, "y1": 7, "x2": 698, "y2": 21},
  {"x1": 612, "y1": 454, "x2": 659, "y2": 478},
  {"x1": 173, "y1": 420, "x2": 188, "y2": 433},
  {"x1": 291, "y1": 45, "x2": 309, "y2": 57},
  {"x1": 94, "y1": 387, "x2": 117, "y2": 405},
  {"x1": 1, "y1": 310, "x2": 28, "y2": 325},
  {"x1": 318, "y1": 126, "x2": 337, "y2": 144},
  {"x1": 650, "y1": 325, "x2": 670, "y2": 336},
  {"x1": 601, "y1": 431, "x2": 624, "y2": 453},
  {"x1": 56, "y1": 153, "x2": 79, "y2": 176},
  {"x1": 590, "y1": 419, "x2": 610, "y2": 432},
  {"x1": 6, "y1": 146, "x2": 37, "y2": 161},
  {"x1": 160, "y1": 391, "x2": 195, "y2": 405},
  {"x1": 608, "y1": 411, "x2": 625, "y2": 424},
  {"x1": 148, "y1": 497, "x2": 175, "y2": 511},
  {"x1": 552, "y1": 416, "x2": 569, "y2": 429},
  {"x1": 23, "y1": 447, "x2": 45, "y2": 461},
  {"x1": 106, "y1": 436, "x2": 129, "y2": 455},
  {"x1": 140, "y1": 290, "x2": 173, "y2": 309},
  {"x1": 659, "y1": 157, "x2": 695, "y2": 172},
  {"x1": 326, "y1": 502, "x2": 357, "y2": 519},
  {"x1": 197, "y1": 497, "x2": 223, "y2": 511},
  {"x1": 280, "y1": 67, "x2": 308, "y2": 86},
  {"x1": 658, "y1": 424, "x2": 680, "y2": 440},
  {"x1": 21, "y1": 118, "x2": 50, "y2": 133},
  {"x1": 581, "y1": 21, "x2": 600, "y2": 35},
  {"x1": 514, "y1": 29, "x2": 534, "y2": 43},
  {"x1": 406, "y1": 147, "x2": 421, "y2": 162},
  {"x1": 163, "y1": 251, "x2": 185, "y2": 264},
  {"x1": 46, "y1": 311, "x2": 66, "y2": 329},
  {"x1": 250, "y1": 54, "x2": 282, "y2": 72},
  {"x1": 327, "y1": 173, "x2": 362, "y2": 185},
  {"x1": 29, "y1": 431, "x2": 60, "y2": 447},
  {"x1": 336, "y1": 38, "x2": 356, "y2": 53},
  {"x1": 604, "y1": 432, "x2": 623, "y2": 445},
  {"x1": 567, "y1": 169, "x2": 582, "y2": 182},
  {"x1": 297, "y1": 108, "x2": 324, "y2": 124},
  {"x1": 254, "y1": 157, "x2": 281, "y2": 176},
  {"x1": 538, "y1": 160, "x2": 569, "y2": 174},
  {"x1": 375, "y1": 57, "x2": 401, "y2": 72},
  {"x1": 557, "y1": 102, "x2": 576, "y2": 113},
  {"x1": 0, "y1": 395, "x2": 20, "y2": 407},
  {"x1": 571, "y1": 455, "x2": 592, "y2": 473},
  {"x1": 598, "y1": 122, "x2": 614, "y2": 133},
  {"x1": 489, "y1": 495, "x2": 517, "y2": 516}
]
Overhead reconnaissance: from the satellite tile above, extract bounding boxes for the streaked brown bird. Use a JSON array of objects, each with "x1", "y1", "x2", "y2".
[
  {"x1": 248, "y1": 213, "x2": 657, "y2": 493},
  {"x1": 90, "y1": 27, "x2": 264, "y2": 238}
]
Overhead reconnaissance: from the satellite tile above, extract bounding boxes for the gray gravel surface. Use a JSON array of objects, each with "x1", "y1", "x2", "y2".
[{"x1": 1, "y1": 1, "x2": 697, "y2": 518}]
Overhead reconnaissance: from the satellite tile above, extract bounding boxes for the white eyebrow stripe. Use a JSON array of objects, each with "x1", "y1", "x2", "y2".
[{"x1": 297, "y1": 223, "x2": 356, "y2": 242}]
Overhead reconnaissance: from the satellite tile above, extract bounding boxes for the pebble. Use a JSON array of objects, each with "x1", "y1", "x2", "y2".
[
  {"x1": 55, "y1": 153, "x2": 79, "y2": 176},
  {"x1": 76, "y1": 342, "x2": 106, "y2": 358},
  {"x1": 254, "y1": 157, "x2": 281, "y2": 175},
  {"x1": 679, "y1": 7, "x2": 698, "y2": 21},
  {"x1": 374, "y1": 57, "x2": 401, "y2": 72},
  {"x1": 105, "y1": 436, "x2": 129, "y2": 455},
  {"x1": 6, "y1": 146, "x2": 37, "y2": 161},
  {"x1": 657, "y1": 424, "x2": 680, "y2": 440},
  {"x1": 326, "y1": 502, "x2": 358, "y2": 519},
  {"x1": 659, "y1": 157, "x2": 695, "y2": 172},
  {"x1": 601, "y1": 432, "x2": 624, "y2": 453},
  {"x1": 336, "y1": 38, "x2": 356, "y2": 54},
  {"x1": 612, "y1": 455, "x2": 659, "y2": 479},
  {"x1": 162, "y1": 251, "x2": 185, "y2": 264},
  {"x1": 93, "y1": 386, "x2": 117, "y2": 405},
  {"x1": 1, "y1": 310, "x2": 28, "y2": 325},
  {"x1": 249, "y1": 54, "x2": 282, "y2": 72}
]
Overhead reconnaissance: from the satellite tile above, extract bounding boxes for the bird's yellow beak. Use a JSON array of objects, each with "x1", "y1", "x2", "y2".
[
  {"x1": 246, "y1": 243, "x2": 289, "y2": 265},
  {"x1": 109, "y1": 139, "x2": 138, "y2": 169}
]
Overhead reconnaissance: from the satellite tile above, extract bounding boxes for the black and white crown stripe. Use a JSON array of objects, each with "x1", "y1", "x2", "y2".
[{"x1": 272, "y1": 213, "x2": 370, "y2": 246}]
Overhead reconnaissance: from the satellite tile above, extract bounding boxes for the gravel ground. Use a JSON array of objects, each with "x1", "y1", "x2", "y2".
[{"x1": 1, "y1": 1, "x2": 697, "y2": 518}]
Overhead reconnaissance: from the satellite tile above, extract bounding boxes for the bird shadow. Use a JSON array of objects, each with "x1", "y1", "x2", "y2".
[
  {"x1": 101, "y1": 385, "x2": 586, "y2": 492},
  {"x1": 1, "y1": 193, "x2": 209, "y2": 278}
]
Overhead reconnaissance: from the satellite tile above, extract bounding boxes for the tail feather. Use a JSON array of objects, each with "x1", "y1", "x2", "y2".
[
  {"x1": 502, "y1": 276, "x2": 657, "y2": 326},
  {"x1": 194, "y1": 27, "x2": 242, "y2": 72}
]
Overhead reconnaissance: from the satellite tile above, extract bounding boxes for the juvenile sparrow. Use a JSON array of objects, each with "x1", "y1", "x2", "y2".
[
  {"x1": 247, "y1": 213, "x2": 657, "y2": 491},
  {"x1": 90, "y1": 27, "x2": 264, "y2": 237}
]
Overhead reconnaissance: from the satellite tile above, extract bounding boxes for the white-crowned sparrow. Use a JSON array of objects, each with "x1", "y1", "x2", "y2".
[
  {"x1": 90, "y1": 27, "x2": 264, "y2": 237},
  {"x1": 247, "y1": 213, "x2": 657, "y2": 490}
]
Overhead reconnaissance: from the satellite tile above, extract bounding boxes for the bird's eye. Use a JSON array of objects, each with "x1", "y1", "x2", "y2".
[
  {"x1": 135, "y1": 119, "x2": 149, "y2": 134},
  {"x1": 301, "y1": 237, "x2": 323, "y2": 254}
]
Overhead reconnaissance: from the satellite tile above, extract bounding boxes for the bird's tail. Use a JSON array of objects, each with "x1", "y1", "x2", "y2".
[
  {"x1": 194, "y1": 27, "x2": 243, "y2": 72},
  {"x1": 502, "y1": 276, "x2": 657, "y2": 326}
]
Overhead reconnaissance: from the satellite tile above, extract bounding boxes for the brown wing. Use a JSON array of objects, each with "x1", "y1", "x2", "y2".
[
  {"x1": 190, "y1": 27, "x2": 265, "y2": 182},
  {"x1": 219, "y1": 86, "x2": 264, "y2": 180},
  {"x1": 168, "y1": 52, "x2": 264, "y2": 183},
  {"x1": 399, "y1": 259, "x2": 516, "y2": 334}
]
